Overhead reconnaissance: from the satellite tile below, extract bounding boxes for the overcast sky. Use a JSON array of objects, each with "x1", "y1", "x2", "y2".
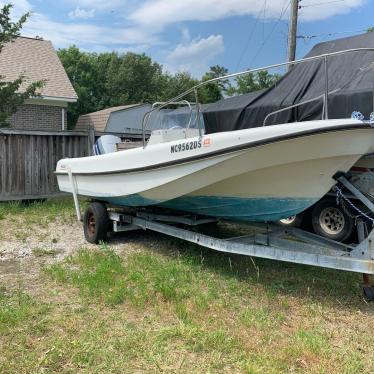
[{"x1": 4, "y1": 0, "x2": 373, "y2": 77}]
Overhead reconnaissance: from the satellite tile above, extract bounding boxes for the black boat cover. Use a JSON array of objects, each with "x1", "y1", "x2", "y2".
[{"x1": 203, "y1": 32, "x2": 374, "y2": 134}]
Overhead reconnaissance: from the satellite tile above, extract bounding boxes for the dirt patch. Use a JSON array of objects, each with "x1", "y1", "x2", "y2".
[{"x1": 0, "y1": 208, "x2": 166, "y2": 293}]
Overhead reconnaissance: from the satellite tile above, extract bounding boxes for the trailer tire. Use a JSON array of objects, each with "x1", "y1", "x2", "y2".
[
  {"x1": 311, "y1": 199, "x2": 353, "y2": 242},
  {"x1": 83, "y1": 202, "x2": 110, "y2": 244}
]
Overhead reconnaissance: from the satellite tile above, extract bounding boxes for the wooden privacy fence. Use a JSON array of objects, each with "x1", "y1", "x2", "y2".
[{"x1": 0, "y1": 129, "x2": 94, "y2": 201}]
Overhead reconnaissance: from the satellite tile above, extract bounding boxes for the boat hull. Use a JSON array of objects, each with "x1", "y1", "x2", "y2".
[
  {"x1": 105, "y1": 195, "x2": 317, "y2": 222},
  {"x1": 100, "y1": 153, "x2": 361, "y2": 221},
  {"x1": 56, "y1": 120, "x2": 374, "y2": 222}
]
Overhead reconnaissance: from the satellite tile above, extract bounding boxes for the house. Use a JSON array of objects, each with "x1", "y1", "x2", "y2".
[
  {"x1": 0, "y1": 36, "x2": 77, "y2": 130},
  {"x1": 75, "y1": 104, "x2": 150, "y2": 134}
]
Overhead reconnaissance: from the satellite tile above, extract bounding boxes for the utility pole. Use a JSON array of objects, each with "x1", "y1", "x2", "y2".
[{"x1": 287, "y1": 0, "x2": 299, "y2": 71}]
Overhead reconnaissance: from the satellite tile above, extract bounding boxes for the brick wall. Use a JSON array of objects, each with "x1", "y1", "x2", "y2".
[{"x1": 9, "y1": 104, "x2": 67, "y2": 131}]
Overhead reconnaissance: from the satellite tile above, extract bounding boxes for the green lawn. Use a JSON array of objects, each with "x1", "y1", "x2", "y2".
[{"x1": 0, "y1": 199, "x2": 373, "y2": 373}]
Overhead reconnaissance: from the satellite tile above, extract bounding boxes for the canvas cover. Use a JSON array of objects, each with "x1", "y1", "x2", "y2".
[{"x1": 203, "y1": 32, "x2": 374, "y2": 133}]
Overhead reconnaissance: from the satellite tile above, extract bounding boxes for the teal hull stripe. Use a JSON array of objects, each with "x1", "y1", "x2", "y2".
[{"x1": 103, "y1": 194, "x2": 318, "y2": 222}]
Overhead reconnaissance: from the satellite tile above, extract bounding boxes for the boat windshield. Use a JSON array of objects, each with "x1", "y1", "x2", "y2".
[{"x1": 147, "y1": 105, "x2": 205, "y2": 131}]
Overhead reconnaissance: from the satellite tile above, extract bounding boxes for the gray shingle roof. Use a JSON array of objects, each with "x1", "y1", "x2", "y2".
[{"x1": 0, "y1": 36, "x2": 77, "y2": 100}]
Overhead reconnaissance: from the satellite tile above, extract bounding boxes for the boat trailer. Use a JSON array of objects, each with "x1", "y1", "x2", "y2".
[{"x1": 69, "y1": 175, "x2": 374, "y2": 300}]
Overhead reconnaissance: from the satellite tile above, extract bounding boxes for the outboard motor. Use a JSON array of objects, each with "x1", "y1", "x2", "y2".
[{"x1": 93, "y1": 135, "x2": 121, "y2": 155}]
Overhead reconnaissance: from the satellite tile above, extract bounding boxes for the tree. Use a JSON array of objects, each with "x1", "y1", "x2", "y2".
[
  {"x1": 59, "y1": 47, "x2": 166, "y2": 128},
  {"x1": 227, "y1": 70, "x2": 281, "y2": 96},
  {"x1": 367, "y1": 27, "x2": 374, "y2": 33},
  {"x1": 58, "y1": 46, "x2": 102, "y2": 127},
  {"x1": 159, "y1": 72, "x2": 199, "y2": 102},
  {"x1": 0, "y1": 3, "x2": 44, "y2": 126},
  {"x1": 200, "y1": 65, "x2": 231, "y2": 103},
  {"x1": 103, "y1": 52, "x2": 164, "y2": 105}
]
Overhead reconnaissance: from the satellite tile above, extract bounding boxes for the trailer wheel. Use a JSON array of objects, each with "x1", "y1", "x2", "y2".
[
  {"x1": 83, "y1": 202, "x2": 110, "y2": 244},
  {"x1": 363, "y1": 286, "x2": 374, "y2": 301},
  {"x1": 311, "y1": 199, "x2": 353, "y2": 242}
]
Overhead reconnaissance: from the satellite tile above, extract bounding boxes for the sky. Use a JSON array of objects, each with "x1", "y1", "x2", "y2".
[{"x1": 3, "y1": 0, "x2": 374, "y2": 78}]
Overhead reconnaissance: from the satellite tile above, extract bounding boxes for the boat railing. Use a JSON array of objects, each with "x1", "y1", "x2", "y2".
[
  {"x1": 141, "y1": 47, "x2": 374, "y2": 146},
  {"x1": 262, "y1": 88, "x2": 340, "y2": 126}
]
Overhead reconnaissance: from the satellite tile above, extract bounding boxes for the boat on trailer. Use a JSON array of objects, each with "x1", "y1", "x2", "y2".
[
  {"x1": 56, "y1": 47, "x2": 374, "y2": 223},
  {"x1": 56, "y1": 47, "x2": 374, "y2": 299},
  {"x1": 56, "y1": 118, "x2": 374, "y2": 222}
]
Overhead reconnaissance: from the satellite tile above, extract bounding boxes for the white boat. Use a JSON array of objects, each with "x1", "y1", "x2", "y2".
[
  {"x1": 56, "y1": 48, "x2": 374, "y2": 223},
  {"x1": 56, "y1": 118, "x2": 374, "y2": 222}
]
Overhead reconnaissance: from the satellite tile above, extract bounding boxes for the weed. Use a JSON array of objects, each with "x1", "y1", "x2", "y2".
[
  {"x1": 0, "y1": 286, "x2": 49, "y2": 333},
  {"x1": 32, "y1": 248, "x2": 57, "y2": 257},
  {"x1": 293, "y1": 329, "x2": 331, "y2": 355},
  {"x1": 46, "y1": 249, "x2": 205, "y2": 308}
]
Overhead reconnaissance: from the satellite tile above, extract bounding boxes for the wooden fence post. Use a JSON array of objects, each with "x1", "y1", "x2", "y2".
[{"x1": 87, "y1": 125, "x2": 95, "y2": 156}]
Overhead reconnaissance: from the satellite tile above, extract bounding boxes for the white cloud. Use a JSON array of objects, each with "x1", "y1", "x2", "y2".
[
  {"x1": 130, "y1": 0, "x2": 365, "y2": 28},
  {"x1": 68, "y1": 7, "x2": 95, "y2": 20},
  {"x1": 0, "y1": 1, "x2": 159, "y2": 51},
  {"x1": 299, "y1": 0, "x2": 365, "y2": 21},
  {"x1": 0, "y1": 0, "x2": 32, "y2": 17},
  {"x1": 181, "y1": 27, "x2": 191, "y2": 43},
  {"x1": 165, "y1": 34, "x2": 224, "y2": 77},
  {"x1": 22, "y1": 12, "x2": 159, "y2": 48},
  {"x1": 0, "y1": 0, "x2": 366, "y2": 76},
  {"x1": 66, "y1": 0, "x2": 126, "y2": 11}
]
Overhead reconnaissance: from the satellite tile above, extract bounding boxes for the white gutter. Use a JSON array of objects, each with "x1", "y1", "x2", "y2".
[
  {"x1": 61, "y1": 108, "x2": 65, "y2": 130},
  {"x1": 42, "y1": 95, "x2": 77, "y2": 103}
]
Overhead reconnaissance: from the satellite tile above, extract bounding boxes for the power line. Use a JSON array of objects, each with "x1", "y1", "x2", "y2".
[
  {"x1": 235, "y1": 1, "x2": 268, "y2": 71},
  {"x1": 247, "y1": 0, "x2": 291, "y2": 69},
  {"x1": 297, "y1": 28, "x2": 369, "y2": 41},
  {"x1": 300, "y1": 0, "x2": 344, "y2": 8},
  {"x1": 262, "y1": 0, "x2": 267, "y2": 40}
]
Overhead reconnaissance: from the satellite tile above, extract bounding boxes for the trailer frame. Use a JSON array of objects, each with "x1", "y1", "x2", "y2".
[{"x1": 70, "y1": 175, "x2": 374, "y2": 299}]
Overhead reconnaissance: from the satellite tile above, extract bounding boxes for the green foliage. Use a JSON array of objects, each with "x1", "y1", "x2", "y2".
[
  {"x1": 0, "y1": 3, "x2": 44, "y2": 126},
  {"x1": 0, "y1": 198, "x2": 78, "y2": 230},
  {"x1": 58, "y1": 47, "x2": 167, "y2": 128},
  {"x1": 57, "y1": 46, "x2": 100, "y2": 128},
  {"x1": 58, "y1": 47, "x2": 232, "y2": 127},
  {"x1": 367, "y1": 27, "x2": 374, "y2": 33},
  {"x1": 200, "y1": 65, "x2": 231, "y2": 103},
  {"x1": 0, "y1": 4, "x2": 29, "y2": 52},
  {"x1": 0, "y1": 286, "x2": 48, "y2": 333},
  {"x1": 0, "y1": 76, "x2": 44, "y2": 126},
  {"x1": 227, "y1": 70, "x2": 281, "y2": 96},
  {"x1": 159, "y1": 71, "x2": 199, "y2": 102},
  {"x1": 47, "y1": 246, "x2": 127, "y2": 305},
  {"x1": 46, "y1": 248, "x2": 208, "y2": 307}
]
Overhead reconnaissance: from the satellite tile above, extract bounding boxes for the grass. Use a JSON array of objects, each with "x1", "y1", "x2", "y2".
[
  {"x1": 0, "y1": 286, "x2": 49, "y2": 334},
  {"x1": 1, "y1": 199, "x2": 374, "y2": 372},
  {"x1": 41, "y1": 246, "x2": 374, "y2": 372},
  {"x1": 0, "y1": 197, "x2": 83, "y2": 241},
  {"x1": 0, "y1": 198, "x2": 76, "y2": 220}
]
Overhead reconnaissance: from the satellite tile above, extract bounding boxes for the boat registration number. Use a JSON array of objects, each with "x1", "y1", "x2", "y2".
[{"x1": 171, "y1": 140, "x2": 202, "y2": 153}]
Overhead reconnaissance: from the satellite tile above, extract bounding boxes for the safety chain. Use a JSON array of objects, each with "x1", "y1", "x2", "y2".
[{"x1": 335, "y1": 185, "x2": 374, "y2": 225}]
